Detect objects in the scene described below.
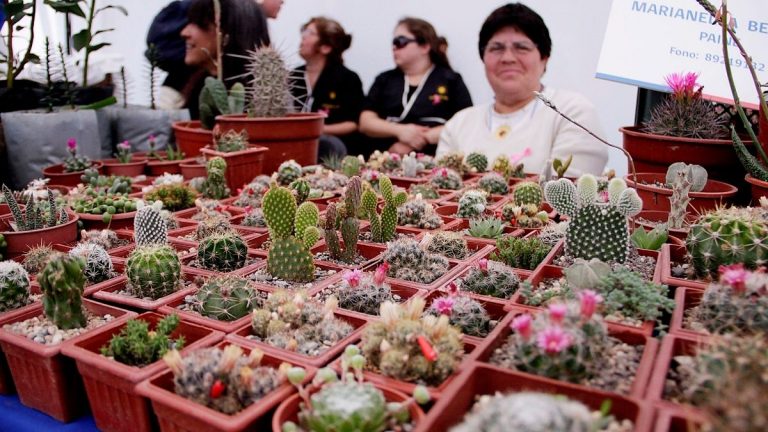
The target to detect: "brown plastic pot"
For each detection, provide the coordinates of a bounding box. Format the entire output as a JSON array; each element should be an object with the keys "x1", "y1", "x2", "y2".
[
  {"x1": 136, "y1": 339, "x2": 315, "y2": 432},
  {"x1": 146, "y1": 158, "x2": 184, "y2": 176},
  {"x1": 61, "y1": 312, "x2": 225, "y2": 432},
  {"x1": 42, "y1": 161, "x2": 104, "y2": 187},
  {"x1": 669, "y1": 288, "x2": 709, "y2": 340},
  {"x1": 659, "y1": 244, "x2": 708, "y2": 291},
  {"x1": 173, "y1": 120, "x2": 213, "y2": 157},
  {"x1": 744, "y1": 174, "x2": 768, "y2": 206},
  {"x1": 201, "y1": 145, "x2": 268, "y2": 193},
  {"x1": 625, "y1": 173, "x2": 737, "y2": 213},
  {"x1": 415, "y1": 362, "x2": 653, "y2": 432},
  {"x1": 0, "y1": 208, "x2": 79, "y2": 258},
  {"x1": 77, "y1": 209, "x2": 137, "y2": 231},
  {"x1": 653, "y1": 403, "x2": 708, "y2": 432},
  {"x1": 645, "y1": 334, "x2": 709, "y2": 412},
  {"x1": 101, "y1": 158, "x2": 148, "y2": 177},
  {"x1": 215, "y1": 113, "x2": 324, "y2": 174},
  {"x1": 272, "y1": 382, "x2": 425, "y2": 432},
  {"x1": 179, "y1": 158, "x2": 207, "y2": 179},
  {"x1": 631, "y1": 210, "x2": 692, "y2": 243},
  {"x1": 0, "y1": 300, "x2": 135, "y2": 422}
]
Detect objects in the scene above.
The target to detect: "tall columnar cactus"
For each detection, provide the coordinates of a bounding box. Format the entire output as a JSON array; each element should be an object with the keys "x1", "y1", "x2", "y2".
[
  {"x1": 68, "y1": 242, "x2": 113, "y2": 284},
  {"x1": 667, "y1": 167, "x2": 693, "y2": 230},
  {"x1": 465, "y1": 152, "x2": 488, "y2": 173},
  {"x1": 197, "y1": 232, "x2": 248, "y2": 272},
  {"x1": 276, "y1": 160, "x2": 302, "y2": 186},
  {"x1": 200, "y1": 157, "x2": 230, "y2": 200},
  {"x1": 686, "y1": 206, "x2": 768, "y2": 279},
  {"x1": 360, "y1": 175, "x2": 407, "y2": 243},
  {"x1": 39, "y1": 254, "x2": 87, "y2": 330},
  {"x1": 513, "y1": 181, "x2": 544, "y2": 207},
  {"x1": 198, "y1": 76, "x2": 245, "y2": 129},
  {"x1": 324, "y1": 177, "x2": 362, "y2": 263},
  {"x1": 192, "y1": 275, "x2": 261, "y2": 321},
  {"x1": 544, "y1": 175, "x2": 642, "y2": 263},
  {"x1": 134, "y1": 202, "x2": 168, "y2": 246},
  {"x1": 245, "y1": 46, "x2": 291, "y2": 118},
  {"x1": 0, "y1": 261, "x2": 31, "y2": 313},
  {"x1": 262, "y1": 184, "x2": 320, "y2": 282},
  {"x1": 126, "y1": 245, "x2": 182, "y2": 299}
]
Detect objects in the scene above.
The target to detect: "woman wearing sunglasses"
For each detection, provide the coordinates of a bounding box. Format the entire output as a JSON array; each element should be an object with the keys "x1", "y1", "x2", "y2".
[
  {"x1": 436, "y1": 3, "x2": 607, "y2": 177},
  {"x1": 290, "y1": 17, "x2": 365, "y2": 158},
  {"x1": 359, "y1": 17, "x2": 472, "y2": 156}
]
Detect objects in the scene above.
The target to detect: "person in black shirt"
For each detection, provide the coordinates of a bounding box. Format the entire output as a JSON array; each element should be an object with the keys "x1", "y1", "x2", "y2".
[
  {"x1": 359, "y1": 17, "x2": 473, "y2": 156},
  {"x1": 290, "y1": 17, "x2": 364, "y2": 158}
]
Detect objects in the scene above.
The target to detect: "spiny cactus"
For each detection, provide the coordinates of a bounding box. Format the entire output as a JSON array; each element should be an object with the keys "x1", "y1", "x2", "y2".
[
  {"x1": 425, "y1": 292, "x2": 492, "y2": 338},
  {"x1": 491, "y1": 154, "x2": 524, "y2": 179},
  {"x1": 501, "y1": 203, "x2": 549, "y2": 228},
  {"x1": 544, "y1": 175, "x2": 642, "y2": 264},
  {"x1": 144, "y1": 183, "x2": 197, "y2": 212},
  {"x1": 68, "y1": 242, "x2": 113, "y2": 284},
  {"x1": 199, "y1": 157, "x2": 230, "y2": 199},
  {"x1": 430, "y1": 167, "x2": 462, "y2": 190},
  {"x1": 336, "y1": 266, "x2": 394, "y2": 316},
  {"x1": 341, "y1": 155, "x2": 363, "y2": 177},
  {"x1": 22, "y1": 244, "x2": 57, "y2": 274},
  {"x1": 197, "y1": 232, "x2": 248, "y2": 272},
  {"x1": 101, "y1": 314, "x2": 185, "y2": 367},
  {"x1": 460, "y1": 259, "x2": 521, "y2": 299},
  {"x1": 192, "y1": 275, "x2": 261, "y2": 321},
  {"x1": 478, "y1": 172, "x2": 509, "y2": 195},
  {"x1": 422, "y1": 231, "x2": 469, "y2": 260},
  {"x1": 408, "y1": 183, "x2": 440, "y2": 200},
  {"x1": 667, "y1": 167, "x2": 693, "y2": 230},
  {"x1": 262, "y1": 184, "x2": 320, "y2": 282},
  {"x1": 199, "y1": 76, "x2": 245, "y2": 130},
  {"x1": 361, "y1": 299, "x2": 464, "y2": 385},
  {"x1": 643, "y1": 76, "x2": 728, "y2": 139},
  {"x1": 383, "y1": 238, "x2": 450, "y2": 284},
  {"x1": 2, "y1": 185, "x2": 66, "y2": 232},
  {"x1": 81, "y1": 229, "x2": 123, "y2": 250},
  {"x1": 276, "y1": 160, "x2": 302, "y2": 186},
  {"x1": 465, "y1": 152, "x2": 488, "y2": 173},
  {"x1": 436, "y1": 151, "x2": 468, "y2": 175},
  {"x1": 456, "y1": 189, "x2": 488, "y2": 218},
  {"x1": 134, "y1": 202, "x2": 168, "y2": 246},
  {"x1": 289, "y1": 179, "x2": 311, "y2": 205},
  {"x1": 367, "y1": 150, "x2": 402, "y2": 172},
  {"x1": 126, "y1": 245, "x2": 182, "y2": 299},
  {"x1": 39, "y1": 254, "x2": 87, "y2": 330},
  {"x1": 491, "y1": 236, "x2": 551, "y2": 270},
  {"x1": 63, "y1": 139, "x2": 92, "y2": 172},
  {"x1": 562, "y1": 258, "x2": 611, "y2": 290},
  {"x1": 0, "y1": 260, "x2": 31, "y2": 313},
  {"x1": 397, "y1": 197, "x2": 443, "y2": 229},
  {"x1": 686, "y1": 206, "x2": 768, "y2": 279},
  {"x1": 513, "y1": 181, "x2": 543, "y2": 207},
  {"x1": 213, "y1": 127, "x2": 249, "y2": 152},
  {"x1": 245, "y1": 46, "x2": 292, "y2": 118},
  {"x1": 593, "y1": 267, "x2": 674, "y2": 325},
  {"x1": 195, "y1": 214, "x2": 233, "y2": 240},
  {"x1": 537, "y1": 222, "x2": 568, "y2": 247},
  {"x1": 361, "y1": 174, "x2": 407, "y2": 243},
  {"x1": 164, "y1": 345, "x2": 286, "y2": 414},
  {"x1": 323, "y1": 177, "x2": 362, "y2": 263}
]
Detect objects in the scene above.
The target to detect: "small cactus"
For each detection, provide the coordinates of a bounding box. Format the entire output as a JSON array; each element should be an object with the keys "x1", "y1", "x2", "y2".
[
  {"x1": 513, "y1": 181, "x2": 543, "y2": 207},
  {"x1": 466, "y1": 217, "x2": 507, "y2": 239},
  {"x1": 491, "y1": 236, "x2": 551, "y2": 270},
  {"x1": 397, "y1": 197, "x2": 443, "y2": 229},
  {"x1": 408, "y1": 183, "x2": 440, "y2": 200},
  {"x1": 197, "y1": 232, "x2": 248, "y2": 272},
  {"x1": 22, "y1": 244, "x2": 57, "y2": 274},
  {"x1": 455, "y1": 190, "x2": 488, "y2": 218},
  {"x1": 245, "y1": 46, "x2": 292, "y2": 118},
  {"x1": 101, "y1": 314, "x2": 185, "y2": 366},
  {"x1": 276, "y1": 160, "x2": 302, "y2": 186},
  {"x1": 336, "y1": 266, "x2": 394, "y2": 316},
  {"x1": 425, "y1": 293, "x2": 492, "y2": 337},
  {"x1": 39, "y1": 254, "x2": 87, "y2": 330},
  {"x1": 191, "y1": 275, "x2": 261, "y2": 321},
  {"x1": 383, "y1": 238, "x2": 450, "y2": 284},
  {"x1": 212, "y1": 128, "x2": 249, "y2": 153},
  {"x1": 436, "y1": 151, "x2": 469, "y2": 175},
  {"x1": 0, "y1": 261, "x2": 31, "y2": 313},
  {"x1": 460, "y1": 259, "x2": 521, "y2": 299},
  {"x1": 323, "y1": 177, "x2": 362, "y2": 263},
  {"x1": 465, "y1": 152, "x2": 488, "y2": 173},
  {"x1": 422, "y1": 231, "x2": 469, "y2": 260},
  {"x1": 200, "y1": 157, "x2": 230, "y2": 199},
  {"x1": 478, "y1": 172, "x2": 509, "y2": 195},
  {"x1": 665, "y1": 162, "x2": 707, "y2": 192},
  {"x1": 360, "y1": 175, "x2": 407, "y2": 243},
  {"x1": 126, "y1": 245, "x2": 182, "y2": 300},
  {"x1": 430, "y1": 167, "x2": 462, "y2": 190},
  {"x1": 68, "y1": 242, "x2": 114, "y2": 284},
  {"x1": 340, "y1": 155, "x2": 363, "y2": 177}
]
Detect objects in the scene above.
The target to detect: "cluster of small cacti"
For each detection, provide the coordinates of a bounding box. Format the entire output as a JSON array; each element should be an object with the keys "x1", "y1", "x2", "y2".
[
  {"x1": 501, "y1": 203, "x2": 549, "y2": 228},
  {"x1": 437, "y1": 151, "x2": 469, "y2": 175},
  {"x1": 422, "y1": 231, "x2": 470, "y2": 260},
  {"x1": 289, "y1": 179, "x2": 311, "y2": 205},
  {"x1": 164, "y1": 344, "x2": 286, "y2": 414},
  {"x1": 361, "y1": 299, "x2": 464, "y2": 385},
  {"x1": 397, "y1": 196, "x2": 443, "y2": 229},
  {"x1": 39, "y1": 254, "x2": 87, "y2": 330},
  {"x1": 276, "y1": 160, "x2": 303, "y2": 186},
  {"x1": 240, "y1": 206, "x2": 266, "y2": 227},
  {"x1": 537, "y1": 222, "x2": 568, "y2": 246},
  {"x1": 383, "y1": 238, "x2": 450, "y2": 284},
  {"x1": 366, "y1": 150, "x2": 401, "y2": 172},
  {"x1": 68, "y1": 242, "x2": 114, "y2": 284},
  {"x1": 144, "y1": 183, "x2": 197, "y2": 211},
  {"x1": 199, "y1": 77, "x2": 245, "y2": 129},
  {"x1": 456, "y1": 189, "x2": 488, "y2": 218},
  {"x1": 408, "y1": 183, "x2": 440, "y2": 200},
  {"x1": 336, "y1": 265, "x2": 394, "y2": 316},
  {"x1": 491, "y1": 154, "x2": 524, "y2": 179},
  {"x1": 80, "y1": 168, "x2": 133, "y2": 195},
  {"x1": 424, "y1": 288, "x2": 492, "y2": 337},
  {"x1": 361, "y1": 174, "x2": 407, "y2": 243},
  {"x1": 491, "y1": 236, "x2": 551, "y2": 270},
  {"x1": 2, "y1": 185, "x2": 68, "y2": 232},
  {"x1": 199, "y1": 157, "x2": 230, "y2": 199},
  {"x1": 262, "y1": 184, "x2": 320, "y2": 282},
  {"x1": 126, "y1": 244, "x2": 182, "y2": 300},
  {"x1": 81, "y1": 229, "x2": 124, "y2": 250},
  {"x1": 544, "y1": 175, "x2": 642, "y2": 264},
  {"x1": 63, "y1": 138, "x2": 92, "y2": 172},
  {"x1": 213, "y1": 127, "x2": 249, "y2": 153},
  {"x1": 101, "y1": 314, "x2": 185, "y2": 366},
  {"x1": 195, "y1": 213, "x2": 233, "y2": 240},
  {"x1": 190, "y1": 275, "x2": 261, "y2": 321},
  {"x1": 197, "y1": 231, "x2": 248, "y2": 272},
  {"x1": 465, "y1": 151, "x2": 488, "y2": 173},
  {"x1": 323, "y1": 177, "x2": 362, "y2": 263},
  {"x1": 466, "y1": 216, "x2": 507, "y2": 239},
  {"x1": 303, "y1": 168, "x2": 349, "y2": 191},
  {"x1": 478, "y1": 172, "x2": 509, "y2": 195},
  {"x1": 430, "y1": 167, "x2": 462, "y2": 190},
  {"x1": 0, "y1": 260, "x2": 31, "y2": 313},
  {"x1": 22, "y1": 244, "x2": 57, "y2": 274},
  {"x1": 459, "y1": 259, "x2": 521, "y2": 299},
  {"x1": 245, "y1": 46, "x2": 292, "y2": 118},
  {"x1": 250, "y1": 290, "x2": 353, "y2": 356},
  {"x1": 685, "y1": 206, "x2": 768, "y2": 279}
]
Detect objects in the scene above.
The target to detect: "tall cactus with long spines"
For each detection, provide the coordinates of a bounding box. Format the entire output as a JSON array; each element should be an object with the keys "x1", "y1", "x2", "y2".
[
  {"x1": 197, "y1": 232, "x2": 248, "y2": 272},
  {"x1": 134, "y1": 202, "x2": 168, "y2": 246},
  {"x1": 324, "y1": 177, "x2": 362, "y2": 263},
  {"x1": 360, "y1": 175, "x2": 407, "y2": 243},
  {"x1": 39, "y1": 254, "x2": 87, "y2": 330},
  {"x1": 126, "y1": 245, "x2": 182, "y2": 299},
  {"x1": 245, "y1": 46, "x2": 291, "y2": 118},
  {"x1": 262, "y1": 184, "x2": 320, "y2": 282},
  {"x1": 0, "y1": 260, "x2": 31, "y2": 313},
  {"x1": 544, "y1": 175, "x2": 642, "y2": 263}
]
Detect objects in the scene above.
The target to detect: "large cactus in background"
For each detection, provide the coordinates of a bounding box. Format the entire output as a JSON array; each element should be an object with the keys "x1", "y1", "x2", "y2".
[
  {"x1": 39, "y1": 254, "x2": 87, "y2": 329},
  {"x1": 323, "y1": 176, "x2": 362, "y2": 263},
  {"x1": 134, "y1": 202, "x2": 168, "y2": 246},
  {"x1": 544, "y1": 175, "x2": 642, "y2": 263},
  {"x1": 686, "y1": 206, "x2": 768, "y2": 279},
  {"x1": 197, "y1": 231, "x2": 248, "y2": 272},
  {"x1": 126, "y1": 245, "x2": 182, "y2": 299},
  {"x1": 262, "y1": 184, "x2": 320, "y2": 282},
  {"x1": 0, "y1": 261, "x2": 30, "y2": 313},
  {"x1": 245, "y1": 46, "x2": 291, "y2": 118},
  {"x1": 360, "y1": 175, "x2": 407, "y2": 243}
]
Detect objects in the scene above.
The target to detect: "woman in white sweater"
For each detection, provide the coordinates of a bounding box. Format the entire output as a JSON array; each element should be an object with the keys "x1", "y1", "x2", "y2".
[{"x1": 436, "y1": 3, "x2": 607, "y2": 177}]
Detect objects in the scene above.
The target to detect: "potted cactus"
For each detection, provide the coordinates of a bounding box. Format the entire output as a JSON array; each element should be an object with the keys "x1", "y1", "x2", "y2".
[
  {"x1": 201, "y1": 128, "x2": 268, "y2": 192},
  {"x1": 101, "y1": 140, "x2": 148, "y2": 177},
  {"x1": 41, "y1": 138, "x2": 105, "y2": 187}
]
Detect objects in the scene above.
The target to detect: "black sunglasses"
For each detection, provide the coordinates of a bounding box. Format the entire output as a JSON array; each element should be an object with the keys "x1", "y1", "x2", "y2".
[{"x1": 392, "y1": 35, "x2": 417, "y2": 49}]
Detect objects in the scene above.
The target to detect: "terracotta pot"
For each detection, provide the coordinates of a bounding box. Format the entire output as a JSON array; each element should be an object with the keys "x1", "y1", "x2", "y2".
[
  {"x1": 626, "y1": 173, "x2": 738, "y2": 212},
  {"x1": 388, "y1": 174, "x2": 428, "y2": 190},
  {"x1": 310, "y1": 241, "x2": 385, "y2": 270},
  {"x1": 61, "y1": 312, "x2": 224, "y2": 432},
  {"x1": 146, "y1": 158, "x2": 184, "y2": 176},
  {"x1": 101, "y1": 158, "x2": 148, "y2": 177},
  {"x1": 179, "y1": 158, "x2": 207, "y2": 180},
  {"x1": 136, "y1": 339, "x2": 315, "y2": 432},
  {"x1": 272, "y1": 383, "x2": 425, "y2": 432},
  {"x1": 0, "y1": 208, "x2": 79, "y2": 258},
  {"x1": 645, "y1": 334, "x2": 709, "y2": 412},
  {"x1": 631, "y1": 210, "x2": 691, "y2": 243},
  {"x1": 201, "y1": 146, "x2": 268, "y2": 193},
  {"x1": 659, "y1": 244, "x2": 708, "y2": 291},
  {"x1": 42, "y1": 161, "x2": 104, "y2": 187},
  {"x1": 173, "y1": 120, "x2": 213, "y2": 157},
  {"x1": 215, "y1": 113, "x2": 324, "y2": 174},
  {"x1": 415, "y1": 362, "x2": 653, "y2": 432},
  {"x1": 653, "y1": 404, "x2": 708, "y2": 432},
  {"x1": 669, "y1": 287, "x2": 709, "y2": 340},
  {"x1": 0, "y1": 300, "x2": 135, "y2": 422},
  {"x1": 92, "y1": 275, "x2": 199, "y2": 312},
  {"x1": 744, "y1": 174, "x2": 768, "y2": 205},
  {"x1": 77, "y1": 210, "x2": 137, "y2": 231}
]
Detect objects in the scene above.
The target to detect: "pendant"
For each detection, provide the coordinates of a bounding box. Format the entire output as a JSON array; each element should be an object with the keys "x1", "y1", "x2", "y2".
[{"x1": 495, "y1": 125, "x2": 511, "y2": 140}]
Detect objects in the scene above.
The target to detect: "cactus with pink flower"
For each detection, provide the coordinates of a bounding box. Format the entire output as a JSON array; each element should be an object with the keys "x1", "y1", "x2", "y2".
[
  {"x1": 458, "y1": 258, "x2": 521, "y2": 300},
  {"x1": 424, "y1": 282, "x2": 493, "y2": 337},
  {"x1": 114, "y1": 141, "x2": 133, "y2": 163},
  {"x1": 335, "y1": 265, "x2": 397, "y2": 316},
  {"x1": 63, "y1": 138, "x2": 92, "y2": 172}
]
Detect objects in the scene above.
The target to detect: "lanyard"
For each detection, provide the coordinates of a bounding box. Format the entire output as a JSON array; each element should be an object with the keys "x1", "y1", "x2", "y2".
[
  {"x1": 300, "y1": 70, "x2": 314, "y2": 113},
  {"x1": 396, "y1": 65, "x2": 435, "y2": 122}
]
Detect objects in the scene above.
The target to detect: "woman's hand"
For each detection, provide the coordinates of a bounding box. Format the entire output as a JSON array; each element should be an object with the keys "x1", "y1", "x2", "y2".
[
  {"x1": 424, "y1": 126, "x2": 444, "y2": 145},
  {"x1": 397, "y1": 124, "x2": 429, "y2": 148}
]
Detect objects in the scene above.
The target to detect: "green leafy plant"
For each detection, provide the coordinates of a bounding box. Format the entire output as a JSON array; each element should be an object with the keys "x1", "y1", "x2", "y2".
[
  {"x1": 101, "y1": 314, "x2": 185, "y2": 367},
  {"x1": 630, "y1": 225, "x2": 668, "y2": 251},
  {"x1": 552, "y1": 155, "x2": 573, "y2": 179},
  {"x1": 2, "y1": 0, "x2": 40, "y2": 89},
  {"x1": 490, "y1": 236, "x2": 551, "y2": 271}
]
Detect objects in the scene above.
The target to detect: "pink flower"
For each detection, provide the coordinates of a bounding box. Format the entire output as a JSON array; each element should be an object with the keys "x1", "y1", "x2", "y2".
[
  {"x1": 416, "y1": 153, "x2": 425, "y2": 159},
  {"x1": 578, "y1": 290, "x2": 603, "y2": 319},
  {"x1": 509, "y1": 147, "x2": 532, "y2": 165},
  {"x1": 433, "y1": 296, "x2": 454, "y2": 315},
  {"x1": 244, "y1": 205, "x2": 253, "y2": 214},
  {"x1": 431, "y1": 94, "x2": 442, "y2": 105},
  {"x1": 446, "y1": 281, "x2": 459, "y2": 296},
  {"x1": 66, "y1": 138, "x2": 77, "y2": 151},
  {"x1": 548, "y1": 304, "x2": 568, "y2": 324},
  {"x1": 440, "y1": 168, "x2": 448, "y2": 177},
  {"x1": 719, "y1": 263, "x2": 749, "y2": 293},
  {"x1": 342, "y1": 269, "x2": 363, "y2": 288},
  {"x1": 149, "y1": 134, "x2": 156, "y2": 142},
  {"x1": 374, "y1": 262, "x2": 389, "y2": 285},
  {"x1": 478, "y1": 258, "x2": 488, "y2": 272},
  {"x1": 664, "y1": 72, "x2": 700, "y2": 102},
  {"x1": 510, "y1": 314, "x2": 533, "y2": 340},
  {"x1": 599, "y1": 190, "x2": 609, "y2": 203},
  {"x1": 390, "y1": 153, "x2": 400, "y2": 161},
  {"x1": 118, "y1": 141, "x2": 131, "y2": 150},
  {"x1": 537, "y1": 326, "x2": 572, "y2": 355}
]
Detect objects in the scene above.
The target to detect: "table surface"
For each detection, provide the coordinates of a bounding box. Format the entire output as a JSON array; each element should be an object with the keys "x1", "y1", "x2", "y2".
[{"x1": 0, "y1": 393, "x2": 98, "y2": 431}]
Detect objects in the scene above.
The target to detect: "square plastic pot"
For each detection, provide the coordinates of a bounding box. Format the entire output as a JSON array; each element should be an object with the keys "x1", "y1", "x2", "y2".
[{"x1": 201, "y1": 146, "x2": 268, "y2": 193}]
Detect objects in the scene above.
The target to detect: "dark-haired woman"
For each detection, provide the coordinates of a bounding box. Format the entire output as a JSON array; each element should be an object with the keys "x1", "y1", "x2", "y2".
[
  {"x1": 359, "y1": 17, "x2": 472, "y2": 156},
  {"x1": 290, "y1": 17, "x2": 364, "y2": 158}
]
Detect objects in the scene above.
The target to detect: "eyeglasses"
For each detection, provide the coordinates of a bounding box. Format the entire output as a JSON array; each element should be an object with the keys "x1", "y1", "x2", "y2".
[
  {"x1": 484, "y1": 41, "x2": 537, "y2": 57},
  {"x1": 392, "y1": 35, "x2": 417, "y2": 49}
]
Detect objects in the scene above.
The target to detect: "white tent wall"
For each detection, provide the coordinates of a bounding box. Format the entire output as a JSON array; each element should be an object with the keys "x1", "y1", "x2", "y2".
[{"x1": 22, "y1": 0, "x2": 639, "y2": 174}]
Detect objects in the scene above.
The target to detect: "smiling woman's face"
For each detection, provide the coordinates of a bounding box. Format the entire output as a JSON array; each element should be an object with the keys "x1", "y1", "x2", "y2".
[
  {"x1": 181, "y1": 22, "x2": 217, "y2": 68},
  {"x1": 483, "y1": 26, "x2": 548, "y2": 104}
]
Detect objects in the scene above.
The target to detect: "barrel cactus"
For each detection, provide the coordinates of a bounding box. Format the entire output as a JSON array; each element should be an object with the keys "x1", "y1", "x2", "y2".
[
  {"x1": 197, "y1": 232, "x2": 248, "y2": 272},
  {"x1": 68, "y1": 242, "x2": 113, "y2": 283},
  {"x1": 192, "y1": 275, "x2": 261, "y2": 321},
  {"x1": 513, "y1": 181, "x2": 543, "y2": 207},
  {"x1": 478, "y1": 172, "x2": 509, "y2": 195},
  {"x1": 126, "y1": 245, "x2": 182, "y2": 299},
  {"x1": 465, "y1": 151, "x2": 488, "y2": 173},
  {"x1": 39, "y1": 254, "x2": 87, "y2": 329},
  {"x1": 276, "y1": 160, "x2": 302, "y2": 186},
  {"x1": 0, "y1": 260, "x2": 31, "y2": 312}
]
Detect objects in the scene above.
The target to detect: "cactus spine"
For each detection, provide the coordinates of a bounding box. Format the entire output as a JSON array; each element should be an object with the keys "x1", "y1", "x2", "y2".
[
  {"x1": 39, "y1": 254, "x2": 87, "y2": 329},
  {"x1": 200, "y1": 157, "x2": 230, "y2": 199},
  {"x1": 361, "y1": 175, "x2": 407, "y2": 243},
  {"x1": 68, "y1": 242, "x2": 113, "y2": 284},
  {"x1": 245, "y1": 46, "x2": 291, "y2": 118},
  {"x1": 193, "y1": 275, "x2": 261, "y2": 321},
  {"x1": 197, "y1": 232, "x2": 248, "y2": 272},
  {"x1": 126, "y1": 245, "x2": 182, "y2": 299},
  {"x1": 0, "y1": 261, "x2": 31, "y2": 312}
]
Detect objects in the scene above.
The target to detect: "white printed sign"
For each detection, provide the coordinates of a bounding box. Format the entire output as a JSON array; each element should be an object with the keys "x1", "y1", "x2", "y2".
[{"x1": 597, "y1": 0, "x2": 768, "y2": 108}]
